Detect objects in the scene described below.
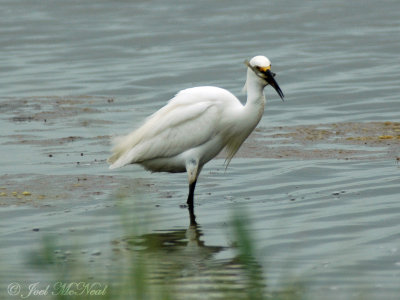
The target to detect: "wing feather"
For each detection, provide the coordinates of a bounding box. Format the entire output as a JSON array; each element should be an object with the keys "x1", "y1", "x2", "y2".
[{"x1": 108, "y1": 88, "x2": 228, "y2": 169}]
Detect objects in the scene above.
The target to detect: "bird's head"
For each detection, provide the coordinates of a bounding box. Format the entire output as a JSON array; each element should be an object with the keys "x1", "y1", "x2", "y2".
[{"x1": 243, "y1": 55, "x2": 284, "y2": 101}]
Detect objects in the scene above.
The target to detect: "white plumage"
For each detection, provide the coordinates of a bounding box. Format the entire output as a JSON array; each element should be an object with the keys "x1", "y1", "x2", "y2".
[{"x1": 108, "y1": 55, "x2": 284, "y2": 224}]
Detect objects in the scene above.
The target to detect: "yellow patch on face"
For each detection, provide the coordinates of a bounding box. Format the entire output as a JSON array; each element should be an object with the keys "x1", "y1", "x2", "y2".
[{"x1": 259, "y1": 66, "x2": 271, "y2": 72}]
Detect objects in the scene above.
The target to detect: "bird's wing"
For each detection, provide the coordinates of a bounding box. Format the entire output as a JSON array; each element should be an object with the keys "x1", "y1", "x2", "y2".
[{"x1": 108, "y1": 88, "x2": 234, "y2": 169}]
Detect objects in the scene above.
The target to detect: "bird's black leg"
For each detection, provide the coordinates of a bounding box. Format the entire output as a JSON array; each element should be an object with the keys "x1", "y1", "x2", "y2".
[
  {"x1": 187, "y1": 180, "x2": 197, "y2": 205},
  {"x1": 187, "y1": 180, "x2": 197, "y2": 226}
]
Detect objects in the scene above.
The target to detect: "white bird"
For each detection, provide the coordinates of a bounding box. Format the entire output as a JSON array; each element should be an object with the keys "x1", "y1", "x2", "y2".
[{"x1": 108, "y1": 55, "x2": 284, "y2": 224}]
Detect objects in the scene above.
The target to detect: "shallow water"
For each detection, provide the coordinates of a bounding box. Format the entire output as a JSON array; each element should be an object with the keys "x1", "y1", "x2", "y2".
[{"x1": 1, "y1": 0, "x2": 400, "y2": 299}]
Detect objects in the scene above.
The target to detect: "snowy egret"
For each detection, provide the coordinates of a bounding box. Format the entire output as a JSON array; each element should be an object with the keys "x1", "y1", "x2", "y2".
[{"x1": 108, "y1": 55, "x2": 284, "y2": 224}]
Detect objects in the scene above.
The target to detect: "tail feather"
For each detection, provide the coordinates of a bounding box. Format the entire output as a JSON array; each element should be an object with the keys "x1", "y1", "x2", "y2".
[
  {"x1": 107, "y1": 152, "x2": 121, "y2": 168},
  {"x1": 107, "y1": 133, "x2": 141, "y2": 169},
  {"x1": 108, "y1": 157, "x2": 126, "y2": 169},
  {"x1": 108, "y1": 145, "x2": 140, "y2": 169}
]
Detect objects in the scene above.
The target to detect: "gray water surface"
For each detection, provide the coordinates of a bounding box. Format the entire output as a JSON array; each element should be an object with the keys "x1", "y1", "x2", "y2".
[{"x1": 1, "y1": 0, "x2": 400, "y2": 299}]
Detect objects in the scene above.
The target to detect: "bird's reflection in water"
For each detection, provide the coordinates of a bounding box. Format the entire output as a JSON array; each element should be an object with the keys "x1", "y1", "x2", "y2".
[{"x1": 119, "y1": 224, "x2": 266, "y2": 298}]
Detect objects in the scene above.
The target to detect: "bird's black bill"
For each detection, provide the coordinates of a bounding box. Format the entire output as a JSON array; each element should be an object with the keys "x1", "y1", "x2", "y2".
[{"x1": 264, "y1": 69, "x2": 284, "y2": 101}]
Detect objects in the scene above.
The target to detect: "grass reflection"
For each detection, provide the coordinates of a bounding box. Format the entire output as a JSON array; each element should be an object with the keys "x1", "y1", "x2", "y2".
[{"x1": 27, "y1": 201, "x2": 304, "y2": 300}]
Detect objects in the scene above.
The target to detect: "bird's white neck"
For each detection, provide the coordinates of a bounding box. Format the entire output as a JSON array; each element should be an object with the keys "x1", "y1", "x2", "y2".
[{"x1": 243, "y1": 69, "x2": 267, "y2": 121}]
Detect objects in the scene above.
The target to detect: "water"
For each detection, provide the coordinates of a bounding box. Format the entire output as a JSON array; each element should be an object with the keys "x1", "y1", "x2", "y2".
[{"x1": 1, "y1": 0, "x2": 400, "y2": 299}]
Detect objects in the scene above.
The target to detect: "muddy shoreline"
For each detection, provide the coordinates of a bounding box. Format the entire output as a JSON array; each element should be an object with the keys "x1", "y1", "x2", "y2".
[{"x1": 1, "y1": 97, "x2": 399, "y2": 208}]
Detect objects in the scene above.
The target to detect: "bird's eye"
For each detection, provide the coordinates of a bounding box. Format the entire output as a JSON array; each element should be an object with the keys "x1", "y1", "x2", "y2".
[{"x1": 256, "y1": 66, "x2": 270, "y2": 73}]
